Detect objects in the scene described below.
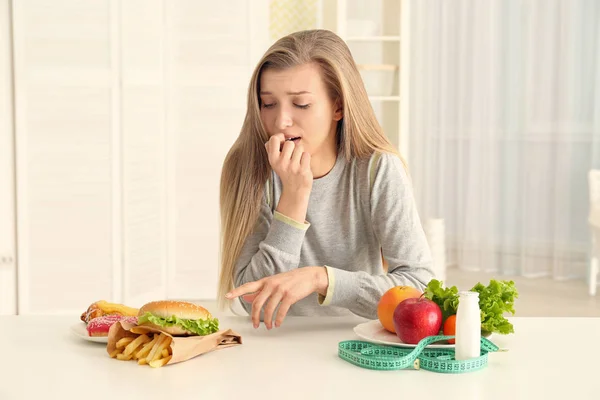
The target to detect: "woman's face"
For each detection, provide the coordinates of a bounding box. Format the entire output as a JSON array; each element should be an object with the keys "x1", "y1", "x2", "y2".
[{"x1": 259, "y1": 63, "x2": 342, "y2": 157}]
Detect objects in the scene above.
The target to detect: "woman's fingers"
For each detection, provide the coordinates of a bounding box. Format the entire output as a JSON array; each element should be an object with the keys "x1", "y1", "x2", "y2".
[
  {"x1": 251, "y1": 288, "x2": 273, "y2": 328},
  {"x1": 262, "y1": 290, "x2": 284, "y2": 330},
  {"x1": 226, "y1": 280, "x2": 263, "y2": 299},
  {"x1": 290, "y1": 142, "x2": 304, "y2": 168},
  {"x1": 280, "y1": 140, "x2": 295, "y2": 161},
  {"x1": 235, "y1": 268, "x2": 322, "y2": 329},
  {"x1": 274, "y1": 300, "x2": 293, "y2": 328},
  {"x1": 265, "y1": 134, "x2": 285, "y2": 163}
]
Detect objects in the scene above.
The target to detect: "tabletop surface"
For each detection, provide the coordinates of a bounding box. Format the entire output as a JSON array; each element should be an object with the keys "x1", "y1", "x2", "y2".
[{"x1": 0, "y1": 315, "x2": 598, "y2": 400}]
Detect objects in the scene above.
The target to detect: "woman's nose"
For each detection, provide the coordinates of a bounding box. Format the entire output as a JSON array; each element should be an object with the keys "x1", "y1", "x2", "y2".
[{"x1": 275, "y1": 109, "x2": 293, "y2": 130}]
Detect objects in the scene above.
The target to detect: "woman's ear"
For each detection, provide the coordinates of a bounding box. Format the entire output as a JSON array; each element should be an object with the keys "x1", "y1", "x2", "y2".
[{"x1": 333, "y1": 99, "x2": 343, "y2": 121}]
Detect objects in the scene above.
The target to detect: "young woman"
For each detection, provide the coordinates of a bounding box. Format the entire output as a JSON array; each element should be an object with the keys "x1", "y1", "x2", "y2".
[{"x1": 218, "y1": 29, "x2": 434, "y2": 329}]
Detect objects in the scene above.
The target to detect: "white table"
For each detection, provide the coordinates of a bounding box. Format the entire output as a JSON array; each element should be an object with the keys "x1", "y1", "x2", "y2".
[{"x1": 0, "y1": 315, "x2": 598, "y2": 400}]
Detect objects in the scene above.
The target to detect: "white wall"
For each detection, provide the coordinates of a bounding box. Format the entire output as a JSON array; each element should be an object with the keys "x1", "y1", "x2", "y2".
[{"x1": 3, "y1": 0, "x2": 269, "y2": 315}]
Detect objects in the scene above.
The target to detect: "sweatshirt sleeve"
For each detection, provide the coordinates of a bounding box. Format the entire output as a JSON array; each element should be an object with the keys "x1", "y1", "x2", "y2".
[
  {"x1": 233, "y1": 188, "x2": 310, "y2": 291},
  {"x1": 319, "y1": 153, "x2": 435, "y2": 319}
]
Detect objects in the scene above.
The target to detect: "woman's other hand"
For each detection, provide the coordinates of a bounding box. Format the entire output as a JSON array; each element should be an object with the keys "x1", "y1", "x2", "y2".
[
  {"x1": 265, "y1": 133, "x2": 313, "y2": 194},
  {"x1": 225, "y1": 267, "x2": 328, "y2": 329},
  {"x1": 266, "y1": 133, "x2": 312, "y2": 223}
]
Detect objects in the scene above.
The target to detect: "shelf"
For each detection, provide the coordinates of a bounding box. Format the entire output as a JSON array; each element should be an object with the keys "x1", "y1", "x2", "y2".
[
  {"x1": 368, "y1": 96, "x2": 400, "y2": 101},
  {"x1": 346, "y1": 36, "x2": 401, "y2": 42}
]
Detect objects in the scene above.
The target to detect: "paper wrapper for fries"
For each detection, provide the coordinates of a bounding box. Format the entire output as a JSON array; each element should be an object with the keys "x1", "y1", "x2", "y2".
[{"x1": 106, "y1": 320, "x2": 242, "y2": 366}]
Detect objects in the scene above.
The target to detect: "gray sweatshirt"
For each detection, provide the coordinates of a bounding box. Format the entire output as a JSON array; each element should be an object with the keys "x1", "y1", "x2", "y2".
[{"x1": 233, "y1": 151, "x2": 435, "y2": 320}]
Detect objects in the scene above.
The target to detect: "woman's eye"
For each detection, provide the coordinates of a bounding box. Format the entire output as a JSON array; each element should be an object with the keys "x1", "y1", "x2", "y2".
[
  {"x1": 262, "y1": 103, "x2": 275, "y2": 109},
  {"x1": 294, "y1": 104, "x2": 310, "y2": 109}
]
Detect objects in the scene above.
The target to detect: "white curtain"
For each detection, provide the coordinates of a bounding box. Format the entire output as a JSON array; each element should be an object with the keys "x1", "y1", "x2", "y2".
[{"x1": 408, "y1": 0, "x2": 600, "y2": 280}]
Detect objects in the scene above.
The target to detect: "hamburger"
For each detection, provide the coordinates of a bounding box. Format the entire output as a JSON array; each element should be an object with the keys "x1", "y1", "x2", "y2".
[{"x1": 137, "y1": 300, "x2": 219, "y2": 336}]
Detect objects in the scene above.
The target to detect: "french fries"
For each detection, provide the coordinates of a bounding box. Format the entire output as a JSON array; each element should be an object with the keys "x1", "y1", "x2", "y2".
[
  {"x1": 116, "y1": 336, "x2": 134, "y2": 349},
  {"x1": 110, "y1": 332, "x2": 173, "y2": 368}
]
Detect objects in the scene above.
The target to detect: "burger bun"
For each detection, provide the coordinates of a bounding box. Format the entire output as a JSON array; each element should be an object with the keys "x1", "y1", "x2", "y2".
[{"x1": 138, "y1": 300, "x2": 213, "y2": 336}]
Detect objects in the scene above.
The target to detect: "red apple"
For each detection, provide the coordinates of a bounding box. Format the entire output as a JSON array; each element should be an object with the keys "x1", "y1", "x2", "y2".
[{"x1": 392, "y1": 297, "x2": 442, "y2": 344}]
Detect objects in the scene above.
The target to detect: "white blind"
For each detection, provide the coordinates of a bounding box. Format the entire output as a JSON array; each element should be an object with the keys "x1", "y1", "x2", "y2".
[
  {"x1": 13, "y1": 0, "x2": 115, "y2": 314},
  {"x1": 120, "y1": 0, "x2": 167, "y2": 306},
  {"x1": 12, "y1": 0, "x2": 269, "y2": 313},
  {"x1": 0, "y1": 0, "x2": 16, "y2": 315},
  {"x1": 166, "y1": 0, "x2": 266, "y2": 299}
]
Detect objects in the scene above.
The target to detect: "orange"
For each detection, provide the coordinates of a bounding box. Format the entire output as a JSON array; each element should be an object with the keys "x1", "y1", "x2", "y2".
[
  {"x1": 377, "y1": 286, "x2": 422, "y2": 333},
  {"x1": 443, "y1": 314, "x2": 457, "y2": 344}
]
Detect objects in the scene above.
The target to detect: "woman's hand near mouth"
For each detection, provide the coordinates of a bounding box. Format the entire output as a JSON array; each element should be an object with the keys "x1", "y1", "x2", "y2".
[{"x1": 265, "y1": 133, "x2": 312, "y2": 223}]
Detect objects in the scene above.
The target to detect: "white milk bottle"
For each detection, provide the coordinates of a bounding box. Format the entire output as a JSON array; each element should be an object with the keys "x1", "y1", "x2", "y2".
[{"x1": 454, "y1": 291, "x2": 481, "y2": 360}]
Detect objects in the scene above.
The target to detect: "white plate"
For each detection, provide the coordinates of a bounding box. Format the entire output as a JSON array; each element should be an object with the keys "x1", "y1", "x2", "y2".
[
  {"x1": 70, "y1": 322, "x2": 108, "y2": 344},
  {"x1": 353, "y1": 320, "x2": 454, "y2": 349}
]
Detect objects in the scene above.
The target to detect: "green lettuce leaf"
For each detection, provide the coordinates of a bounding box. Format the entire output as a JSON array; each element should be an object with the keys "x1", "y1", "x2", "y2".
[
  {"x1": 471, "y1": 280, "x2": 518, "y2": 335},
  {"x1": 423, "y1": 279, "x2": 459, "y2": 321},
  {"x1": 423, "y1": 278, "x2": 519, "y2": 335},
  {"x1": 138, "y1": 312, "x2": 219, "y2": 336}
]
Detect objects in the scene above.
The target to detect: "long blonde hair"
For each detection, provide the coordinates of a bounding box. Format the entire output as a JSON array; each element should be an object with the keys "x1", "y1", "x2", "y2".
[{"x1": 218, "y1": 29, "x2": 403, "y2": 308}]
